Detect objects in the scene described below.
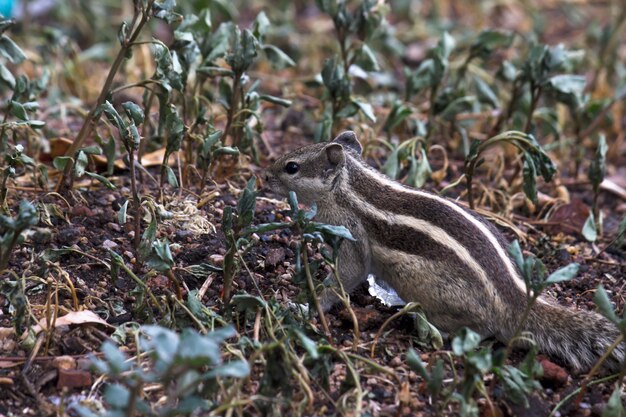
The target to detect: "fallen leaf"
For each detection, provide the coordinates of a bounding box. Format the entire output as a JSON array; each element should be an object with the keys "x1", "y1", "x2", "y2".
[{"x1": 24, "y1": 310, "x2": 113, "y2": 340}]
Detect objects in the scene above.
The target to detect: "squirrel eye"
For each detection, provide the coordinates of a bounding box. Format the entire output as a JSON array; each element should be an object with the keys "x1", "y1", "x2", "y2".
[{"x1": 284, "y1": 162, "x2": 300, "y2": 175}]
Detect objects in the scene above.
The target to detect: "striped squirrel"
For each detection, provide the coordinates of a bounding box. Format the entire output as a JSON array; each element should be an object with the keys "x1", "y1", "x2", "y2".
[{"x1": 265, "y1": 131, "x2": 625, "y2": 372}]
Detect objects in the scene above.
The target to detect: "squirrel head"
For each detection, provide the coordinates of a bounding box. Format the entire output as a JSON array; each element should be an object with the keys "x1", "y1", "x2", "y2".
[{"x1": 265, "y1": 131, "x2": 363, "y2": 205}]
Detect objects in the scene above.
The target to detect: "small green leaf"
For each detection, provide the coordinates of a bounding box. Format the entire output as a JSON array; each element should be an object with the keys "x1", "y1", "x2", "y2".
[
  {"x1": 353, "y1": 100, "x2": 376, "y2": 122},
  {"x1": 263, "y1": 45, "x2": 296, "y2": 69},
  {"x1": 259, "y1": 94, "x2": 292, "y2": 107},
  {"x1": 588, "y1": 134, "x2": 607, "y2": 188},
  {"x1": 545, "y1": 263, "x2": 579, "y2": 284},
  {"x1": 382, "y1": 146, "x2": 400, "y2": 179},
  {"x1": 293, "y1": 329, "x2": 319, "y2": 359},
  {"x1": 0, "y1": 34, "x2": 26, "y2": 64},
  {"x1": 522, "y1": 157, "x2": 538, "y2": 204},
  {"x1": 313, "y1": 223, "x2": 355, "y2": 241},
  {"x1": 452, "y1": 328, "x2": 481, "y2": 355},
  {"x1": 165, "y1": 165, "x2": 179, "y2": 188},
  {"x1": 582, "y1": 212, "x2": 597, "y2": 242},
  {"x1": 52, "y1": 156, "x2": 72, "y2": 171},
  {"x1": 74, "y1": 150, "x2": 88, "y2": 178},
  {"x1": 118, "y1": 200, "x2": 128, "y2": 225},
  {"x1": 354, "y1": 44, "x2": 380, "y2": 71},
  {"x1": 85, "y1": 172, "x2": 116, "y2": 190},
  {"x1": 10, "y1": 100, "x2": 28, "y2": 121},
  {"x1": 593, "y1": 285, "x2": 618, "y2": 324},
  {"x1": 407, "y1": 145, "x2": 431, "y2": 188},
  {"x1": 383, "y1": 101, "x2": 412, "y2": 133},
  {"x1": 406, "y1": 348, "x2": 428, "y2": 378},
  {"x1": 0, "y1": 63, "x2": 15, "y2": 88},
  {"x1": 205, "y1": 360, "x2": 250, "y2": 378},
  {"x1": 602, "y1": 386, "x2": 626, "y2": 417},
  {"x1": 122, "y1": 101, "x2": 145, "y2": 125},
  {"x1": 252, "y1": 11, "x2": 270, "y2": 41}
]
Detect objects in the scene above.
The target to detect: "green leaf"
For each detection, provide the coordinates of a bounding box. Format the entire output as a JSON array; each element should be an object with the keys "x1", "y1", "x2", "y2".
[
  {"x1": 122, "y1": 101, "x2": 145, "y2": 126},
  {"x1": 0, "y1": 34, "x2": 26, "y2": 64},
  {"x1": 10, "y1": 100, "x2": 28, "y2": 121},
  {"x1": 118, "y1": 200, "x2": 128, "y2": 225},
  {"x1": 147, "y1": 239, "x2": 174, "y2": 272},
  {"x1": 312, "y1": 223, "x2": 355, "y2": 241},
  {"x1": 165, "y1": 165, "x2": 179, "y2": 188},
  {"x1": 140, "y1": 325, "x2": 179, "y2": 363},
  {"x1": 231, "y1": 294, "x2": 268, "y2": 311},
  {"x1": 353, "y1": 100, "x2": 376, "y2": 122},
  {"x1": 354, "y1": 44, "x2": 379, "y2": 71},
  {"x1": 522, "y1": 157, "x2": 538, "y2": 204},
  {"x1": 177, "y1": 329, "x2": 221, "y2": 366},
  {"x1": 407, "y1": 146, "x2": 431, "y2": 188},
  {"x1": 293, "y1": 329, "x2": 319, "y2": 359},
  {"x1": 100, "y1": 341, "x2": 131, "y2": 374},
  {"x1": 452, "y1": 328, "x2": 481, "y2": 355},
  {"x1": 545, "y1": 74, "x2": 586, "y2": 109},
  {"x1": 588, "y1": 134, "x2": 607, "y2": 188},
  {"x1": 74, "y1": 150, "x2": 88, "y2": 178},
  {"x1": 470, "y1": 30, "x2": 514, "y2": 60},
  {"x1": 383, "y1": 101, "x2": 412, "y2": 133},
  {"x1": 152, "y1": 0, "x2": 182, "y2": 24},
  {"x1": 52, "y1": 156, "x2": 72, "y2": 171},
  {"x1": 0, "y1": 63, "x2": 15, "y2": 88},
  {"x1": 593, "y1": 285, "x2": 619, "y2": 324},
  {"x1": 259, "y1": 94, "x2": 292, "y2": 107},
  {"x1": 602, "y1": 386, "x2": 626, "y2": 417},
  {"x1": 545, "y1": 263, "x2": 579, "y2": 284},
  {"x1": 196, "y1": 66, "x2": 235, "y2": 77},
  {"x1": 474, "y1": 78, "x2": 499, "y2": 108},
  {"x1": 206, "y1": 360, "x2": 250, "y2": 378},
  {"x1": 81, "y1": 145, "x2": 102, "y2": 155},
  {"x1": 582, "y1": 212, "x2": 597, "y2": 242},
  {"x1": 85, "y1": 172, "x2": 116, "y2": 190},
  {"x1": 101, "y1": 100, "x2": 127, "y2": 132},
  {"x1": 262, "y1": 44, "x2": 296, "y2": 69},
  {"x1": 438, "y1": 95, "x2": 476, "y2": 120},
  {"x1": 252, "y1": 11, "x2": 270, "y2": 41},
  {"x1": 382, "y1": 146, "x2": 399, "y2": 179},
  {"x1": 406, "y1": 348, "x2": 428, "y2": 378}
]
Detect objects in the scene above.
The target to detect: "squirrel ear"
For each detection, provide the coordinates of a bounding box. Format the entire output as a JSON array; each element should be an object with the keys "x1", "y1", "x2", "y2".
[
  {"x1": 332, "y1": 131, "x2": 362, "y2": 155},
  {"x1": 324, "y1": 143, "x2": 345, "y2": 167}
]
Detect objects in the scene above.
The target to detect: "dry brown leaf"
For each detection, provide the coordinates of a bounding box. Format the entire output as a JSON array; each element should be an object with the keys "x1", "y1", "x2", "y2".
[
  {"x1": 24, "y1": 310, "x2": 113, "y2": 340},
  {"x1": 49, "y1": 137, "x2": 125, "y2": 170}
]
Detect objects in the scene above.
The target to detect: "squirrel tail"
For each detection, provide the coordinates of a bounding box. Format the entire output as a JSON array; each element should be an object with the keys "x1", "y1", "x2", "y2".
[{"x1": 523, "y1": 300, "x2": 625, "y2": 372}]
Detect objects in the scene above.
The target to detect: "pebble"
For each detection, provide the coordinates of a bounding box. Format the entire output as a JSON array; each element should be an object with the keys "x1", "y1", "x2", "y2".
[
  {"x1": 107, "y1": 222, "x2": 122, "y2": 232},
  {"x1": 102, "y1": 240, "x2": 118, "y2": 249}
]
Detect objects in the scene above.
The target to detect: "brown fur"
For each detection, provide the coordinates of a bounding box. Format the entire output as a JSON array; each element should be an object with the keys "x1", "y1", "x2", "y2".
[{"x1": 265, "y1": 131, "x2": 625, "y2": 372}]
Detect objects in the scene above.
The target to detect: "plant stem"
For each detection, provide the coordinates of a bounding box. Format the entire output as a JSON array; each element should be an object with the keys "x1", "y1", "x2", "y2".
[
  {"x1": 301, "y1": 243, "x2": 332, "y2": 343},
  {"x1": 223, "y1": 72, "x2": 242, "y2": 147},
  {"x1": 524, "y1": 83, "x2": 541, "y2": 133}
]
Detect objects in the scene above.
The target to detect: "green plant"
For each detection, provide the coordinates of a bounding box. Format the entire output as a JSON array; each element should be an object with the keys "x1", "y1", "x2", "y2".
[
  {"x1": 584, "y1": 134, "x2": 608, "y2": 241},
  {"x1": 506, "y1": 240, "x2": 579, "y2": 351},
  {"x1": 0, "y1": 200, "x2": 38, "y2": 271},
  {"x1": 101, "y1": 100, "x2": 144, "y2": 248},
  {"x1": 72, "y1": 325, "x2": 249, "y2": 417},
  {"x1": 463, "y1": 130, "x2": 556, "y2": 209},
  {"x1": 56, "y1": 0, "x2": 180, "y2": 192},
  {"x1": 195, "y1": 11, "x2": 294, "y2": 152},
  {"x1": 221, "y1": 177, "x2": 258, "y2": 304},
  {"x1": 315, "y1": 0, "x2": 385, "y2": 137}
]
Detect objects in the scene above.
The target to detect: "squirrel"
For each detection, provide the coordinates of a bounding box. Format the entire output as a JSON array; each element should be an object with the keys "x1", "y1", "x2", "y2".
[{"x1": 265, "y1": 131, "x2": 625, "y2": 372}]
